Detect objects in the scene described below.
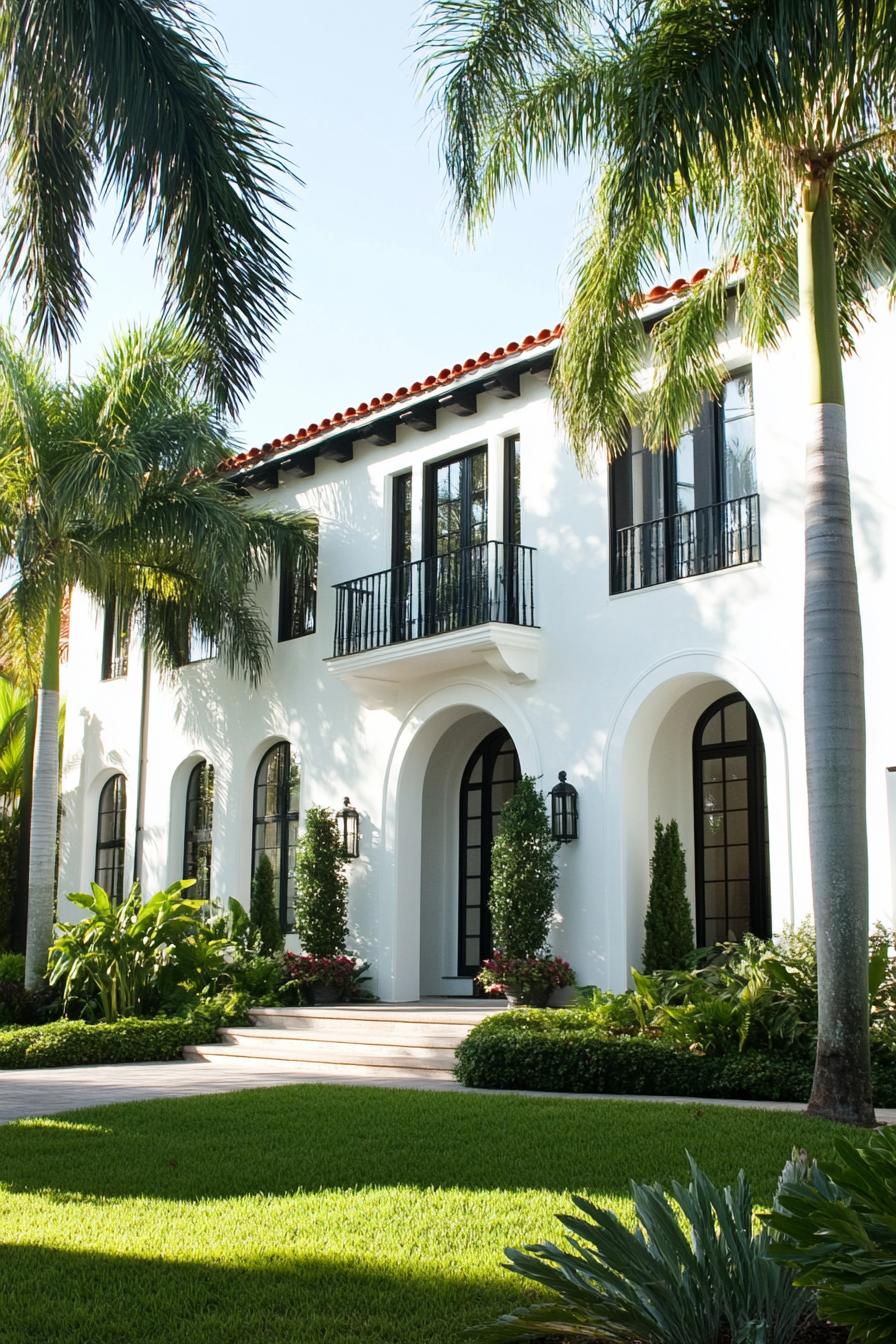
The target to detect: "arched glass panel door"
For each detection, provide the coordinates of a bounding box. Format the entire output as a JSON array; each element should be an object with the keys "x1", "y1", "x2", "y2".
[
  {"x1": 458, "y1": 729, "x2": 521, "y2": 974},
  {"x1": 95, "y1": 774, "x2": 127, "y2": 902},
  {"x1": 252, "y1": 743, "x2": 300, "y2": 930},
  {"x1": 184, "y1": 761, "x2": 215, "y2": 906},
  {"x1": 693, "y1": 693, "x2": 770, "y2": 945}
]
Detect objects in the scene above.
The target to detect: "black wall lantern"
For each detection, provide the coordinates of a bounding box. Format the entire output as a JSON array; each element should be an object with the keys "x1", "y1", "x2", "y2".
[
  {"x1": 550, "y1": 771, "x2": 578, "y2": 843},
  {"x1": 337, "y1": 797, "x2": 360, "y2": 860}
]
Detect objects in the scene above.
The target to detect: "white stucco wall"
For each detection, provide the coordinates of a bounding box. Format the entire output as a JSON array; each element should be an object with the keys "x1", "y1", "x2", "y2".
[{"x1": 58, "y1": 298, "x2": 896, "y2": 998}]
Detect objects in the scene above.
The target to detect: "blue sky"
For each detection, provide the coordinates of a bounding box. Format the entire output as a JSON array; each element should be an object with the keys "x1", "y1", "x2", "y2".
[{"x1": 11, "y1": 3, "x2": 693, "y2": 449}]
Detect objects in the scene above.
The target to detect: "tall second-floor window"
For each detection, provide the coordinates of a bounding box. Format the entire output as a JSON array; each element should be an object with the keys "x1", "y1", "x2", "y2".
[
  {"x1": 101, "y1": 597, "x2": 129, "y2": 679},
  {"x1": 279, "y1": 527, "x2": 318, "y2": 641},
  {"x1": 610, "y1": 370, "x2": 759, "y2": 593}
]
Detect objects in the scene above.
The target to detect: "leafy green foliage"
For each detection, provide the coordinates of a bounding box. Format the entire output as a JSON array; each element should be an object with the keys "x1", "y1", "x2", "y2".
[
  {"x1": 583, "y1": 924, "x2": 893, "y2": 1060},
  {"x1": 0, "y1": 949, "x2": 25, "y2": 983},
  {"x1": 471, "y1": 1154, "x2": 812, "y2": 1343},
  {"x1": 0, "y1": 1015, "x2": 218, "y2": 1069},
  {"x1": 454, "y1": 1009, "x2": 896, "y2": 1106},
  {"x1": 489, "y1": 775, "x2": 558, "y2": 960},
  {"x1": 0, "y1": 811, "x2": 20, "y2": 950},
  {"x1": 47, "y1": 880, "x2": 228, "y2": 1022},
  {"x1": 294, "y1": 807, "x2": 349, "y2": 957},
  {"x1": 643, "y1": 817, "x2": 693, "y2": 972},
  {"x1": 249, "y1": 855, "x2": 283, "y2": 955},
  {"x1": 770, "y1": 1129, "x2": 896, "y2": 1344},
  {"x1": 0, "y1": 0, "x2": 296, "y2": 411}
]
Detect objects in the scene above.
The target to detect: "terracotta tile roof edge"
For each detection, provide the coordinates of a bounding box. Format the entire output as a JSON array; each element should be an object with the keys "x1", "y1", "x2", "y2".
[{"x1": 222, "y1": 268, "x2": 710, "y2": 475}]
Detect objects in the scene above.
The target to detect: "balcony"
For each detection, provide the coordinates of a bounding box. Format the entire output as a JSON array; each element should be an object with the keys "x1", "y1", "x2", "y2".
[
  {"x1": 328, "y1": 541, "x2": 539, "y2": 694},
  {"x1": 612, "y1": 494, "x2": 761, "y2": 595}
]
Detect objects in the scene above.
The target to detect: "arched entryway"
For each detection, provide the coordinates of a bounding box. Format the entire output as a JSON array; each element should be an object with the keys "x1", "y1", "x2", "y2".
[
  {"x1": 458, "y1": 729, "x2": 521, "y2": 974},
  {"x1": 693, "y1": 692, "x2": 770, "y2": 944}
]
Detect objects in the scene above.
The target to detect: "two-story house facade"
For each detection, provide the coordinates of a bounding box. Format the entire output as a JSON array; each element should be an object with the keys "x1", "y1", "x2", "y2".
[{"x1": 56, "y1": 283, "x2": 896, "y2": 1000}]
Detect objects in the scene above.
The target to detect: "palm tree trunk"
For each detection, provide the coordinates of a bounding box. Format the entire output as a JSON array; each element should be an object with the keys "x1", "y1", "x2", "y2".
[
  {"x1": 799, "y1": 175, "x2": 874, "y2": 1126},
  {"x1": 24, "y1": 598, "x2": 61, "y2": 988}
]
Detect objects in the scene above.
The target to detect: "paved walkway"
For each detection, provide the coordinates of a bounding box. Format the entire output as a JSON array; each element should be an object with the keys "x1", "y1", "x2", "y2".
[{"x1": 1, "y1": 1059, "x2": 894, "y2": 1124}]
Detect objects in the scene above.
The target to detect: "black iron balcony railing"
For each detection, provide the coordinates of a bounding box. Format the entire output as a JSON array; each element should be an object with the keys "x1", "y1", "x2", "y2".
[
  {"x1": 613, "y1": 493, "x2": 761, "y2": 595},
  {"x1": 333, "y1": 540, "x2": 537, "y2": 658}
]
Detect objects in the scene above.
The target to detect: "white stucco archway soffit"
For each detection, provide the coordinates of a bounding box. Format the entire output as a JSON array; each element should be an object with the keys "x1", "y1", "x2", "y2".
[
  {"x1": 601, "y1": 649, "x2": 796, "y2": 991},
  {"x1": 378, "y1": 678, "x2": 542, "y2": 1002}
]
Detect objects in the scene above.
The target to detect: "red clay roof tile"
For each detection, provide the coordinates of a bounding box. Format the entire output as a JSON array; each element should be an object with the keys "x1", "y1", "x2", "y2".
[{"x1": 224, "y1": 275, "x2": 703, "y2": 474}]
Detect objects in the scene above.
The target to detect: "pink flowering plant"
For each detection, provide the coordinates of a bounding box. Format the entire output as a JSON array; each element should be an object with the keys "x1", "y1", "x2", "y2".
[
  {"x1": 282, "y1": 952, "x2": 366, "y2": 996},
  {"x1": 477, "y1": 951, "x2": 576, "y2": 999}
]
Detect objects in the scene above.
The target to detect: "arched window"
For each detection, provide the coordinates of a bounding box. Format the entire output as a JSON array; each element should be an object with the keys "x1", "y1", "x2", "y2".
[
  {"x1": 184, "y1": 761, "x2": 215, "y2": 906},
  {"x1": 95, "y1": 774, "x2": 127, "y2": 901},
  {"x1": 693, "y1": 692, "x2": 770, "y2": 946},
  {"x1": 458, "y1": 729, "x2": 521, "y2": 975},
  {"x1": 252, "y1": 744, "x2": 300, "y2": 930}
]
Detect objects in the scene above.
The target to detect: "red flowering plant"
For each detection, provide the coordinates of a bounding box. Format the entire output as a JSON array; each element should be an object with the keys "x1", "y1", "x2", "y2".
[
  {"x1": 281, "y1": 952, "x2": 368, "y2": 1002},
  {"x1": 477, "y1": 952, "x2": 576, "y2": 1006}
]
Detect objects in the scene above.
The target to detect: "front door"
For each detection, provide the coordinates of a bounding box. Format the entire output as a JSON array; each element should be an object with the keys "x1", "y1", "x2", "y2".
[{"x1": 458, "y1": 729, "x2": 521, "y2": 975}]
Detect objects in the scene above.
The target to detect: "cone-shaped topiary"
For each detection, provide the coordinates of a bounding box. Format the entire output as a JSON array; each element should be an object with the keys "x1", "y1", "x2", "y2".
[
  {"x1": 489, "y1": 775, "x2": 559, "y2": 960},
  {"x1": 249, "y1": 854, "x2": 283, "y2": 955},
  {"x1": 643, "y1": 817, "x2": 694, "y2": 972},
  {"x1": 294, "y1": 806, "x2": 348, "y2": 956}
]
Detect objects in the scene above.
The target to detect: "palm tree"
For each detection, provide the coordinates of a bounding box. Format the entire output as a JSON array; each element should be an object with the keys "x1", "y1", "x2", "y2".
[
  {"x1": 0, "y1": 320, "x2": 315, "y2": 985},
  {"x1": 0, "y1": 0, "x2": 294, "y2": 412},
  {"x1": 419, "y1": 0, "x2": 896, "y2": 1125}
]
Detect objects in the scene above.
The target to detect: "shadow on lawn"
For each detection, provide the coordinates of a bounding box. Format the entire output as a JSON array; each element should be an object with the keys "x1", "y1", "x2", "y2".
[
  {"x1": 0, "y1": 1239, "x2": 521, "y2": 1344},
  {"x1": 0, "y1": 1085, "x2": 840, "y2": 1204}
]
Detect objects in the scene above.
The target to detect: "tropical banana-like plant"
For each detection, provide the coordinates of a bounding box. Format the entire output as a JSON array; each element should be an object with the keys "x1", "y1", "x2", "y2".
[
  {"x1": 47, "y1": 879, "x2": 228, "y2": 1021},
  {"x1": 470, "y1": 1156, "x2": 813, "y2": 1343}
]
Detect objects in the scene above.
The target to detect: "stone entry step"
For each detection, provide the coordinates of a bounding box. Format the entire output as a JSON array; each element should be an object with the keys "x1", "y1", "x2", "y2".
[{"x1": 184, "y1": 1000, "x2": 505, "y2": 1081}]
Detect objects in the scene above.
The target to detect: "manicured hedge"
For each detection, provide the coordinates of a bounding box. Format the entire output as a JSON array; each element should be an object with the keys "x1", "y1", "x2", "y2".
[
  {"x1": 454, "y1": 1011, "x2": 896, "y2": 1108},
  {"x1": 0, "y1": 1016, "x2": 219, "y2": 1069}
]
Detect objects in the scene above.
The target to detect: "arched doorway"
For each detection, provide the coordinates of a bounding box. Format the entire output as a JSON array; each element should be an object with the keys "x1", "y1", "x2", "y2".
[
  {"x1": 458, "y1": 728, "x2": 521, "y2": 974},
  {"x1": 693, "y1": 692, "x2": 770, "y2": 944}
]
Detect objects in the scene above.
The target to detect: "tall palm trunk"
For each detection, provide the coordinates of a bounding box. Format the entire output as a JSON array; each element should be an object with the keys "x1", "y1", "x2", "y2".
[
  {"x1": 799, "y1": 176, "x2": 874, "y2": 1126},
  {"x1": 13, "y1": 702, "x2": 35, "y2": 951},
  {"x1": 24, "y1": 598, "x2": 61, "y2": 988}
]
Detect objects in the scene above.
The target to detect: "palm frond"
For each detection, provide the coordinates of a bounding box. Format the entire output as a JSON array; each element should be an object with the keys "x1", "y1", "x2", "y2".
[
  {"x1": 417, "y1": 0, "x2": 597, "y2": 229},
  {"x1": 0, "y1": 0, "x2": 297, "y2": 410}
]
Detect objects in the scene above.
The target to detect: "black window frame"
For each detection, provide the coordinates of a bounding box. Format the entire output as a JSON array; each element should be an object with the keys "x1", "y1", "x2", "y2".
[
  {"x1": 692, "y1": 691, "x2": 771, "y2": 947},
  {"x1": 423, "y1": 444, "x2": 488, "y2": 558},
  {"x1": 251, "y1": 742, "x2": 300, "y2": 931},
  {"x1": 101, "y1": 597, "x2": 130, "y2": 680},
  {"x1": 609, "y1": 369, "x2": 758, "y2": 595},
  {"x1": 279, "y1": 526, "x2": 318, "y2": 642},
  {"x1": 95, "y1": 773, "x2": 127, "y2": 902},
  {"x1": 183, "y1": 760, "x2": 215, "y2": 906}
]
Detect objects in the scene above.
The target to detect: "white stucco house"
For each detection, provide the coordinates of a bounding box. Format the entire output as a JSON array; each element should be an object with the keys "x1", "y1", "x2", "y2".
[{"x1": 57, "y1": 278, "x2": 896, "y2": 1001}]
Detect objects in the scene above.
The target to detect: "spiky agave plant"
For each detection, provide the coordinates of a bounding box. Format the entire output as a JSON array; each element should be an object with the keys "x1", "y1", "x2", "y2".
[{"x1": 470, "y1": 1154, "x2": 814, "y2": 1343}]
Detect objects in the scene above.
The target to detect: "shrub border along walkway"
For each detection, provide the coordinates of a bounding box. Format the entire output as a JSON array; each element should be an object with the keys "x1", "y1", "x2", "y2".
[{"x1": 0, "y1": 1017, "x2": 218, "y2": 1069}]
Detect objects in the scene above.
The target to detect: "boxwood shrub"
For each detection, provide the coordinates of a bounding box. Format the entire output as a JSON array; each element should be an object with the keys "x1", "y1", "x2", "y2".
[
  {"x1": 0, "y1": 1016, "x2": 219, "y2": 1069},
  {"x1": 454, "y1": 1010, "x2": 896, "y2": 1108}
]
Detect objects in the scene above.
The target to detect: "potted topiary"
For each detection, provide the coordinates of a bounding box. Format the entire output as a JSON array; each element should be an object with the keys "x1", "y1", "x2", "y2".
[
  {"x1": 478, "y1": 775, "x2": 575, "y2": 1006},
  {"x1": 293, "y1": 805, "x2": 353, "y2": 1003}
]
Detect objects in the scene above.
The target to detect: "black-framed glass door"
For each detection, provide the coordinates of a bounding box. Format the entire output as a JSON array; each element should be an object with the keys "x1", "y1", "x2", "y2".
[
  {"x1": 425, "y1": 447, "x2": 488, "y2": 632},
  {"x1": 693, "y1": 692, "x2": 770, "y2": 945},
  {"x1": 458, "y1": 729, "x2": 521, "y2": 975}
]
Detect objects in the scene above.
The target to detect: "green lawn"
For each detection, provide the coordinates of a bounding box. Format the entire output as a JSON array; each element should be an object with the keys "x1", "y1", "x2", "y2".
[{"x1": 0, "y1": 1086, "x2": 847, "y2": 1344}]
